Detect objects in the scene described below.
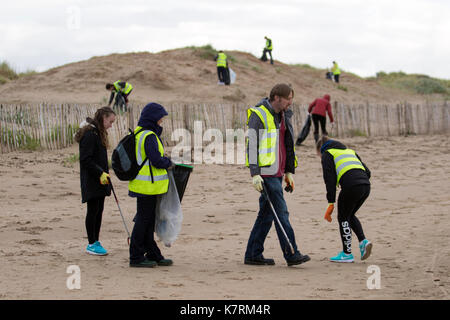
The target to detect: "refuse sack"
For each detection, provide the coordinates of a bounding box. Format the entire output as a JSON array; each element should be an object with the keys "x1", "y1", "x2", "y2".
[
  {"x1": 229, "y1": 68, "x2": 236, "y2": 84},
  {"x1": 295, "y1": 114, "x2": 312, "y2": 146},
  {"x1": 261, "y1": 50, "x2": 268, "y2": 61},
  {"x1": 172, "y1": 163, "x2": 193, "y2": 203},
  {"x1": 155, "y1": 170, "x2": 183, "y2": 247}
]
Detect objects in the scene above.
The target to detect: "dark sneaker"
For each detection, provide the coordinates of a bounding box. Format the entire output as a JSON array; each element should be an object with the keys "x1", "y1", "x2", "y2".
[
  {"x1": 244, "y1": 256, "x2": 275, "y2": 265},
  {"x1": 130, "y1": 259, "x2": 157, "y2": 268},
  {"x1": 157, "y1": 259, "x2": 173, "y2": 266},
  {"x1": 286, "y1": 254, "x2": 311, "y2": 266}
]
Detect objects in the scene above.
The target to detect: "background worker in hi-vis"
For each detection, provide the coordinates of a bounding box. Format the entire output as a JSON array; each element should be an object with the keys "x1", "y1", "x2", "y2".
[{"x1": 316, "y1": 135, "x2": 372, "y2": 263}]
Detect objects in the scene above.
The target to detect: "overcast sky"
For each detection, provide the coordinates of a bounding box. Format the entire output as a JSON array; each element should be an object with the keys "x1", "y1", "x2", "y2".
[{"x1": 1, "y1": 0, "x2": 449, "y2": 79}]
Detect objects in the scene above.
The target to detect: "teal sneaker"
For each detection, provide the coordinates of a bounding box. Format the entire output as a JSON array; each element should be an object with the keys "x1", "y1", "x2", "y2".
[
  {"x1": 86, "y1": 242, "x2": 108, "y2": 256},
  {"x1": 359, "y1": 239, "x2": 372, "y2": 260},
  {"x1": 330, "y1": 251, "x2": 354, "y2": 263}
]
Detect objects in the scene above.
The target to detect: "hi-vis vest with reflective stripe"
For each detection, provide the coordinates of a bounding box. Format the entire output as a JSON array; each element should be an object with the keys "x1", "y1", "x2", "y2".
[
  {"x1": 265, "y1": 39, "x2": 273, "y2": 50},
  {"x1": 128, "y1": 127, "x2": 169, "y2": 195},
  {"x1": 216, "y1": 52, "x2": 227, "y2": 67},
  {"x1": 327, "y1": 148, "x2": 365, "y2": 186},
  {"x1": 113, "y1": 81, "x2": 133, "y2": 95},
  {"x1": 332, "y1": 63, "x2": 341, "y2": 75},
  {"x1": 245, "y1": 105, "x2": 298, "y2": 175}
]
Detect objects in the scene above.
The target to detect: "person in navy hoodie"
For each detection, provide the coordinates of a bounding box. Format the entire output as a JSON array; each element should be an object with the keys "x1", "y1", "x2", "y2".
[{"x1": 128, "y1": 103, "x2": 174, "y2": 268}]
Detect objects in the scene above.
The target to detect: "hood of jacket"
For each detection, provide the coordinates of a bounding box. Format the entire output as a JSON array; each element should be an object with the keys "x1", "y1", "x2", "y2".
[
  {"x1": 137, "y1": 102, "x2": 168, "y2": 136},
  {"x1": 320, "y1": 139, "x2": 346, "y2": 154},
  {"x1": 323, "y1": 94, "x2": 330, "y2": 101}
]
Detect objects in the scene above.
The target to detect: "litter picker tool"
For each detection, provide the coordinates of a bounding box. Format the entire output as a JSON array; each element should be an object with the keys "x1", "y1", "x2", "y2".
[
  {"x1": 261, "y1": 182, "x2": 295, "y2": 255},
  {"x1": 108, "y1": 177, "x2": 131, "y2": 245}
]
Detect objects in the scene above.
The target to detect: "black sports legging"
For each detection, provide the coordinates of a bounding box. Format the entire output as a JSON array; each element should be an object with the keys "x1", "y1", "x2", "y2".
[
  {"x1": 312, "y1": 114, "x2": 327, "y2": 135},
  {"x1": 337, "y1": 184, "x2": 370, "y2": 254},
  {"x1": 85, "y1": 197, "x2": 105, "y2": 245}
]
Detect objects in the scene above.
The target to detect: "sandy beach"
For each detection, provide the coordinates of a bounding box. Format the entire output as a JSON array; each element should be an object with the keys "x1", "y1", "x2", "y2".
[{"x1": 0, "y1": 134, "x2": 449, "y2": 300}]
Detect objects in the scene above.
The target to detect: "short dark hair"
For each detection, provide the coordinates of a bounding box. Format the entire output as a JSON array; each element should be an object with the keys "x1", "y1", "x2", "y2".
[
  {"x1": 106, "y1": 83, "x2": 113, "y2": 90},
  {"x1": 269, "y1": 83, "x2": 294, "y2": 101}
]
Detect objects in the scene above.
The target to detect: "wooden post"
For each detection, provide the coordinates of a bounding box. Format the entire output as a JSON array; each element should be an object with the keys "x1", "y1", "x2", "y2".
[{"x1": 334, "y1": 101, "x2": 339, "y2": 137}]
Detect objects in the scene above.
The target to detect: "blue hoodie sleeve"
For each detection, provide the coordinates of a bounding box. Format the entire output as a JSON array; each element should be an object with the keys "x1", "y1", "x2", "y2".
[{"x1": 144, "y1": 134, "x2": 172, "y2": 169}]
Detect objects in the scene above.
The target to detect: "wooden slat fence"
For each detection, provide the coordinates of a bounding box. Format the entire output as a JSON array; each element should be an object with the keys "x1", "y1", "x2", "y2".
[{"x1": 0, "y1": 101, "x2": 448, "y2": 153}]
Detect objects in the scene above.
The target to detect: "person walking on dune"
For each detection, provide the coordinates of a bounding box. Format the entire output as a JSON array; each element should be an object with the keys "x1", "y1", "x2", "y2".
[
  {"x1": 245, "y1": 83, "x2": 310, "y2": 267},
  {"x1": 316, "y1": 135, "x2": 372, "y2": 263},
  {"x1": 331, "y1": 61, "x2": 341, "y2": 83}
]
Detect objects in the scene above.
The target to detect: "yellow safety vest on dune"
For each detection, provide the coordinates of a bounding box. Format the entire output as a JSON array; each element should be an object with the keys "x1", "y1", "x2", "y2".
[
  {"x1": 265, "y1": 39, "x2": 273, "y2": 51},
  {"x1": 128, "y1": 126, "x2": 169, "y2": 195},
  {"x1": 113, "y1": 80, "x2": 133, "y2": 95},
  {"x1": 327, "y1": 148, "x2": 365, "y2": 186},
  {"x1": 332, "y1": 63, "x2": 341, "y2": 75},
  {"x1": 216, "y1": 52, "x2": 227, "y2": 67},
  {"x1": 246, "y1": 105, "x2": 298, "y2": 175}
]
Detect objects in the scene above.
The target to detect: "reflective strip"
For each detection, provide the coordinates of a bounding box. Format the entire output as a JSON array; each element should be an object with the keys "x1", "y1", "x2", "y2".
[
  {"x1": 136, "y1": 130, "x2": 152, "y2": 165},
  {"x1": 134, "y1": 173, "x2": 168, "y2": 182},
  {"x1": 334, "y1": 154, "x2": 358, "y2": 165},
  {"x1": 336, "y1": 161, "x2": 364, "y2": 177},
  {"x1": 259, "y1": 148, "x2": 276, "y2": 154},
  {"x1": 254, "y1": 107, "x2": 268, "y2": 129}
]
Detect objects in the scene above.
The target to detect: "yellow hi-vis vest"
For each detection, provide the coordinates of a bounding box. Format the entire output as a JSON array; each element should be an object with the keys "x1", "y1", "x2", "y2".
[
  {"x1": 114, "y1": 80, "x2": 133, "y2": 95},
  {"x1": 245, "y1": 105, "x2": 298, "y2": 175},
  {"x1": 332, "y1": 63, "x2": 341, "y2": 75},
  {"x1": 327, "y1": 148, "x2": 365, "y2": 186},
  {"x1": 216, "y1": 52, "x2": 227, "y2": 67},
  {"x1": 128, "y1": 127, "x2": 169, "y2": 195},
  {"x1": 265, "y1": 39, "x2": 273, "y2": 50}
]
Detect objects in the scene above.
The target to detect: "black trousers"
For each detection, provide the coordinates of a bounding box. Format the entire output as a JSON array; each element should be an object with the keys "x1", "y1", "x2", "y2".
[
  {"x1": 129, "y1": 196, "x2": 164, "y2": 264},
  {"x1": 263, "y1": 48, "x2": 273, "y2": 64},
  {"x1": 217, "y1": 67, "x2": 229, "y2": 84},
  {"x1": 85, "y1": 197, "x2": 105, "y2": 244},
  {"x1": 337, "y1": 184, "x2": 370, "y2": 254},
  {"x1": 334, "y1": 74, "x2": 340, "y2": 83},
  {"x1": 312, "y1": 114, "x2": 327, "y2": 141}
]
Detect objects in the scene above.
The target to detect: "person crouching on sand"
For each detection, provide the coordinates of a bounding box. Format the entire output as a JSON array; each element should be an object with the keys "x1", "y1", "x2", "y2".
[{"x1": 316, "y1": 135, "x2": 373, "y2": 263}]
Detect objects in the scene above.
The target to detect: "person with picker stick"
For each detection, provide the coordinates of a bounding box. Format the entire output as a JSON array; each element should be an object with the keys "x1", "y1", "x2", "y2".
[
  {"x1": 75, "y1": 106, "x2": 116, "y2": 256},
  {"x1": 245, "y1": 83, "x2": 310, "y2": 266}
]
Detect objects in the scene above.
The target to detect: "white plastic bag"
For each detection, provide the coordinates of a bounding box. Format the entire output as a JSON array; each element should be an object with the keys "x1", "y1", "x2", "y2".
[
  {"x1": 155, "y1": 170, "x2": 183, "y2": 247},
  {"x1": 229, "y1": 68, "x2": 236, "y2": 84}
]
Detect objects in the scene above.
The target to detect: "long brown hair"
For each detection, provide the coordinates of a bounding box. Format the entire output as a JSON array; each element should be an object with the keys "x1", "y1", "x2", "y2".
[
  {"x1": 75, "y1": 107, "x2": 116, "y2": 148},
  {"x1": 315, "y1": 135, "x2": 330, "y2": 154}
]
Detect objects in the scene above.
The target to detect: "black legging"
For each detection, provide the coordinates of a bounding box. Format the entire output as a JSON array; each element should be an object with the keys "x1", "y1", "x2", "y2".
[
  {"x1": 85, "y1": 197, "x2": 105, "y2": 244},
  {"x1": 337, "y1": 184, "x2": 370, "y2": 254}
]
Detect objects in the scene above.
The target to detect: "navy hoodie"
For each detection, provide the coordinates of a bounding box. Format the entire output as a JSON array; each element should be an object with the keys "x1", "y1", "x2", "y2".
[
  {"x1": 321, "y1": 139, "x2": 371, "y2": 203},
  {"x1": 129, "y1": 103, "x2": 172, "y2": 197}
]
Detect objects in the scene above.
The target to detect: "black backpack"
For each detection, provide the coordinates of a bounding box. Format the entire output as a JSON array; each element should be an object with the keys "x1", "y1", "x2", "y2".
[{"x1": 112, "y1": 128, "x2": 148, "y2": 181}]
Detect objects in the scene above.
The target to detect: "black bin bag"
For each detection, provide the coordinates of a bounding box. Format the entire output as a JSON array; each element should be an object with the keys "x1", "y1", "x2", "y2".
[{"x1": 172, "y1": 164, "x2": 193, "y2": 203}]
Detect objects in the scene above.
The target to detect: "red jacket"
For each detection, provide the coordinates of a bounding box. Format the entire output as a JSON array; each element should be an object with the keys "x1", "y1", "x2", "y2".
[{"x1": 308, "y1": 94, "x2": 334, "y2": 123}]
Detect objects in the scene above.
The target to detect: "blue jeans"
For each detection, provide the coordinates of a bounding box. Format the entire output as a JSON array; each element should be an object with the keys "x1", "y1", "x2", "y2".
[{"x1": 245, "y1": 177, "x2": 301, "y2": 261}]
